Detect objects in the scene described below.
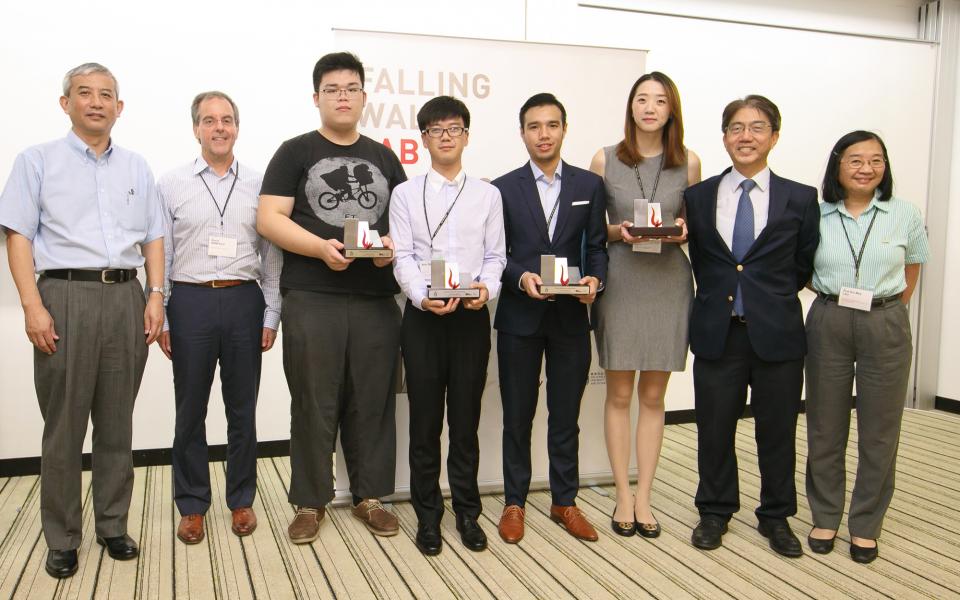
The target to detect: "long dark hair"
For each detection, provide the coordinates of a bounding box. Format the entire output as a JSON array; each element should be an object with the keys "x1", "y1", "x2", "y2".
[
  {"x1": 615, "y1": 72, "x2": 686, "y2": 169},
  {"x1": 822, "y1": 130, "x2": 893, "y2": 203}
]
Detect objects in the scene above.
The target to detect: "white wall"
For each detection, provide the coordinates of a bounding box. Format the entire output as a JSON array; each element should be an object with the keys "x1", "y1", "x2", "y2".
[{"x1": 0, "y1": 0, "x2": 946, "y2": 464}]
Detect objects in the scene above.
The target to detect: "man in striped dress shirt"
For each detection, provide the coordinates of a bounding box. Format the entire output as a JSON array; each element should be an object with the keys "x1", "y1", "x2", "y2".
[{"x1": 157, "y1": 91, "x2": 282, "y2": 545}]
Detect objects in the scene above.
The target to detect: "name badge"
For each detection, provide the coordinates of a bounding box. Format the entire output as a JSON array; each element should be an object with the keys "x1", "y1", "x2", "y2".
[
  {"x1": 633, "y1": 240, "x2": 662, "y2": 254},
  {"x1": 208, "y1": 235, "x2": 238, "y2": 258},
  {"x1": 838, "y1": 286, "x2": 873, "y2": 312}
]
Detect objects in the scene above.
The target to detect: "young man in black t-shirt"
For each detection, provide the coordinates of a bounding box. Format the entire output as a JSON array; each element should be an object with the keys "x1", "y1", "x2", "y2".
[{"x1": 258, "y1": 51, "x2": 406, "y2": 544}]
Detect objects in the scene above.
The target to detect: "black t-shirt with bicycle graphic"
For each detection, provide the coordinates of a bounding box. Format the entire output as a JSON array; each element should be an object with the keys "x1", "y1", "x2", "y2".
[{"x1": 261, "y1": 131, "x2": 407, "y2": 295}]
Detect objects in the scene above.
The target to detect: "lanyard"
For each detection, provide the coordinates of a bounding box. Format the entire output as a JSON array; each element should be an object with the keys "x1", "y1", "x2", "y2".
[
  {"x1": 199, "y1": 166, "x2": 239, "y2": 228},
  {"x1": 838, "y1": 208, "x2": 879, "y2": 285},
  {"x1": 633, "y1": 153, "x2": 665, "y2": 201},
  {"x1": 422, "y1": 174, "x2": 467, "y2": 250}
]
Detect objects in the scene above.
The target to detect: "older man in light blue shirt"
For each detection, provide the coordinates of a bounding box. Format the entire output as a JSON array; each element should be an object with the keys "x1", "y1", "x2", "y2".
[{"x1": 0, "y1": 63, "x2": 164, "y2": 579}]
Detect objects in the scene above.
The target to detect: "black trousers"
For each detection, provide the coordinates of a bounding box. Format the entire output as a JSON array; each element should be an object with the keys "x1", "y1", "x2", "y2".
[
  {"x1": 402, "y1": 302, "x2": 491, "y2": 526},
  {"x1": 693, "y1": 319, "x2": 803, "y2": 521},
  {"x1": 169, "y1": 282, "x2": 265, "y2": 516},
  {"x1": 497, "y1": 304, "x2": 591, "y2": 507}
]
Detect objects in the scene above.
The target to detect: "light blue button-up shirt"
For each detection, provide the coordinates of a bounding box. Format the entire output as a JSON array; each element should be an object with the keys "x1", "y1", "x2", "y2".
[
  {"x1": 812, "y1": 196, "x2": 929, "y2": 297},
  {"x1": 0, "y1": 130, "x2": 163, "y2": 272},
  {"x1": 530, "y1": 160, "x2": 563, "y2": 239}
]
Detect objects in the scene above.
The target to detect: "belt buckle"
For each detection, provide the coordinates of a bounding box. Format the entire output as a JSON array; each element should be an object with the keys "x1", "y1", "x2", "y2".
[
  {"x1": 100, "y1": 269, "x2": 117, "y2": 284},
  {"x1": 211, "y1": 280, "x2": 223, "y2": 288},
  {"x1": 734, "y1": 315, "x2": 747, "y2": 324}
]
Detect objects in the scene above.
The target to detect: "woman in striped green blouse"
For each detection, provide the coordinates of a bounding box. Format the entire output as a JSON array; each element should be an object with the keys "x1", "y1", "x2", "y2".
[{"x1": 804, "y1": 131, "x2": 930, "y2": 564}]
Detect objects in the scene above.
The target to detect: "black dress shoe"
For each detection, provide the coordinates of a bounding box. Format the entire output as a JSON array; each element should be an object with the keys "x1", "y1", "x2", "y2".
[
  {"x1": 456, "y1": 515, "x2": 487, "y2": 552},
  {"x1": 96, "y1": 534, "x2": 139, "y2": 560},
  {"x1": 415, "y1": 523, "x2": 442, "y2": 556},
  {"x1": 691, "y1": 516, "x2": 728, "y2": 550},
  {"x1": 757, "y1": 520, "x2": 803, "y2": 557},
  {"x1": 807, "y1": 530, "x2": 836, "y2": 554},
  {"x1": 850, "y1": 540, "x2": 879, "y2": 564},
  {"x1": 45, "y1": 549, "x2": 78, "y2": 578},
  {"x1": 610, "y1": 506, "x2": 636, "y2": 537}
]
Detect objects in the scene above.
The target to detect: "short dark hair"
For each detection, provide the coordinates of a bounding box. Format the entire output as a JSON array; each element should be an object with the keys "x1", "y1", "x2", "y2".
[
  {"x1": 721, "y1": 94, "x2": 781, "y2": 133},
  {"x1": 519, "y1": 92, "x2": 567, "y2": 128},
  {"x1": 312, "y1": 52, "x2": 364, "y2": 93},
  {"x1": 417, "y1": 96, "x2": 470, "y2": 131},
  {"x1": 822, "y1": 130, "x2": 893, "y2": 203}
]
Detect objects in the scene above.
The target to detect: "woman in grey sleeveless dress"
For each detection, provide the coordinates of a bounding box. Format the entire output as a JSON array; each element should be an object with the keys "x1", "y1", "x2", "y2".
[{"x1": 590, "y1": 72, "x2": 700, "y2": 538}]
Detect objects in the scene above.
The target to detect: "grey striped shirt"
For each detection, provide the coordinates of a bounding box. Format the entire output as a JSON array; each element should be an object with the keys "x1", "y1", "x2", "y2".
[{"x1": 158, "y1": 158, "x2": 281, "y2": 331}]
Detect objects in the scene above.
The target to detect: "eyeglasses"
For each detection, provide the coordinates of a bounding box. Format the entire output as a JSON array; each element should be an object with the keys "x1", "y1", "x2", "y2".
[
  {"x1": 319, "y1": 86, "x2": 363, "y2": 100},
  {"x1": 842, "y1": 157, "x2": 886, "y2": 170},
  {"x1": 725, "y1": 122, "x2": 772, "y2": 136},
  {"x1": 422, "y1": 126, "x2": 468, "y2": 138}
]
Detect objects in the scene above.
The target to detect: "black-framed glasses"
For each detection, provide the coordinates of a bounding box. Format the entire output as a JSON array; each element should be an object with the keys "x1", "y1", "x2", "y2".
[
  {"x1": 422, "y1": 126, "x2": 467, "y2": 138},
  {"x1": 725, "y1": 122, "x2": 772, "y2": 135},
  {"x1": 320, "y1": 86, "x2": 363, "y2": 100}
]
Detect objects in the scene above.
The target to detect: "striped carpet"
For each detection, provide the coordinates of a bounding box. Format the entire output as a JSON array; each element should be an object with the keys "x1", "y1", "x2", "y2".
[{"x1": 1, "y1": 409, "x2": 958, "y2": 599}]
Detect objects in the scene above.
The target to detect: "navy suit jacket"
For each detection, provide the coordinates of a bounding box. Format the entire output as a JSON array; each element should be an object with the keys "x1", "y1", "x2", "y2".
[
  {"x1": 684, "y1": 168, "x2": 819, "y2": 362},
  {"x1": 492, "y1": 161, "x2": 608, "y2": 336}
]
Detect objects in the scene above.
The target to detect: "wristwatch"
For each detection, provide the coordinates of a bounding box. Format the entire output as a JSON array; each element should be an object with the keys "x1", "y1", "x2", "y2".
[{"x1": 147, "y1": 286, "x2": 165, "y2": 297}]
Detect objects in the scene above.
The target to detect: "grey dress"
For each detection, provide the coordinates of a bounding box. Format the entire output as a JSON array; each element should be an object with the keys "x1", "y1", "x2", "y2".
[{"x1": 593, "y1": 145, "x2": 693, "y2": 371}]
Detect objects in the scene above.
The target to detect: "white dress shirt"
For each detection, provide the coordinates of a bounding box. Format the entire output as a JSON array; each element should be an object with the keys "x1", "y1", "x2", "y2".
[
  {"x1": 715, "y1": 166, "x2": 771, "y2": 251},
  {"x1": 530, "y1": 160, "x2": 563, "y2": 239},
  {"x1": 390, "y1": 168, "x2": 506, "y2": 310},
  {"x1": 158, "y1": 157, "x2": 282, "y2": 331}
]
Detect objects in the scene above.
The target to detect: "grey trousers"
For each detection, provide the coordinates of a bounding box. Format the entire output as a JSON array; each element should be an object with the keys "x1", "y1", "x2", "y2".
[
  {"x1": 804, "y1": 296, "x2": 912, "y2": 539},
  {"x1": 35, "y1": 276, "x2": 148, "y2": 550},
  {"x1": 282, "y1": 291, "x2": 400, "y2": 508}
]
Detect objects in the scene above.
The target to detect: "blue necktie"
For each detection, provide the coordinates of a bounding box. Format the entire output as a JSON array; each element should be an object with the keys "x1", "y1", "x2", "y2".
[{"x1": 731, "y1": 179, "x2": 756, "y2": 317}]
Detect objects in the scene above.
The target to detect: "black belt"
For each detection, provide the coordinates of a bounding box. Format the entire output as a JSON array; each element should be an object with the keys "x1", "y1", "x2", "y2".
[
  {"x1": 816, "y1": 291, "x2": 903, "y2": 307},
  {"x1": 44, "y1": 269, "x2": 137, "y2": 283},
  {"x1": 731, "y1": 315, "x2": 747, "y2": 324},
  {"x1": 172, "y1": 279, "x2": 254, "y2": 289}
]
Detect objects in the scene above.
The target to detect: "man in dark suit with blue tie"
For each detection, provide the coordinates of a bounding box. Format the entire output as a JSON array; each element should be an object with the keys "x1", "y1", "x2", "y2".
[
  {"x1": 684, "y1": 95, "x2": 819, "y2": 557},
  {"x1": 492, "y1": 93, "x2": 608, "y2": 544}
]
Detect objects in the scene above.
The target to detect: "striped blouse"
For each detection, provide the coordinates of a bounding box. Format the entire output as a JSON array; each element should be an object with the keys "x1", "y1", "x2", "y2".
[{"x1": 811, "y1": 196, "x2": 929, "y2": 297}]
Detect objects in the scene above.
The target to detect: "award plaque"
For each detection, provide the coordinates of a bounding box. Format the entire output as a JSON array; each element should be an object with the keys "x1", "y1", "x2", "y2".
[
  {"x1": 427, "y1": 259, "x2": 480, "y2": 299},
  {"x1": 343, "y1": 218, "x2": 393, "y2": 258},
  {"x1": 538, "y1": 255, "x2": 590, "y2": 295},
  {"x1": 627, "y1": 199, "x2": 682, "y2": 238}
]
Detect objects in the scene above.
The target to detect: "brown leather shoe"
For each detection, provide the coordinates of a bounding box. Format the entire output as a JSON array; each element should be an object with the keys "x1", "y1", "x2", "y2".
[
  {"x1": 550, "y1": 505, "x2": 598, "y2": 542},
  {"x1": 177, "y1": 514, "x2": 205, "y2": 545},
  {"x1": 232, "y1": 507, "x2": 257, "y2": 537},
  {"x1": 351, "y1": 499, "x2": 399, "y2": 537},
  {"x1": 288, "y1": 506, "x2": 325, "y2": 544},
  {"x1": 498, "y1": 505, "x2": 525, "y2": 543}
]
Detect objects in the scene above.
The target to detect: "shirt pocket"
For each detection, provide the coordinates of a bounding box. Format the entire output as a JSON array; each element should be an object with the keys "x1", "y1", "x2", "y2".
[{"x1": 113, "y1": 186, "x2": 147, "y2": 234}]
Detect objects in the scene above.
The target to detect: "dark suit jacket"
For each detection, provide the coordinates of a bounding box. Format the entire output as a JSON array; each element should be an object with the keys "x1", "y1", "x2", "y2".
[
  {"x1": 492, "y1": 161, "x2": 608, "y2": 336},
  {"x1": 685, "y1": 168, "x2": 819, "y2": 362}
]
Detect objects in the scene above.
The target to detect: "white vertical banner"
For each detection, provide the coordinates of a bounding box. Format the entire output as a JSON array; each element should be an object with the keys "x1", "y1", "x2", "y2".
[{"x1": 332, "y1": 29, "x2": 646, "y2": 501}]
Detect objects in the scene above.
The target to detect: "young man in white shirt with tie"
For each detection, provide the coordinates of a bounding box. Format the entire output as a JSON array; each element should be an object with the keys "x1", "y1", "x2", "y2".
[{"x1": 389, "y1": 96, "x2": 506, "y2": 555}]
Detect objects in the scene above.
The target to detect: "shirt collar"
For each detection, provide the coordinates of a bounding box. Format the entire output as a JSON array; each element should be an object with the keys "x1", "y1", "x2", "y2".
[
  {"x1": 426, "y1": 168, "x2": 465, "y2": 193},
  {"x1": 194, "y1": 156, "x2": 239, "y2": 179},
  {"x1": 530, "y1": 160, "x2": 562, "y2": 183},
  {"x1": 830, "y1": 195, "x2": 890, "y2": 218},
  {"x1": 66, "y1": 129, "x2": 113, "y2": 161},
  {"x1": 729, "y1": 166, "x2": 770, "y2": 192}
]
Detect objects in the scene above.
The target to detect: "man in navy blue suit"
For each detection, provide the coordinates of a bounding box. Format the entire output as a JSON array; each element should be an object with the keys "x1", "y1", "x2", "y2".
[
  {"x1": 684, "y1": 95, "x2": 819, "y2": 557},
  {"x1": 492, "y1": 93, "x2": 608, "y2": 544}
]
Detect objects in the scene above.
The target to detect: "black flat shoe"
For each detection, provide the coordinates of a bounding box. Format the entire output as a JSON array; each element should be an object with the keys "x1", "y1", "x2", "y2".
[
  {"x1": 636, "y1": 514, "x2": 661, "y2": 539},
  {"x1": 807, "y1": 529, "x2": 836, "y2": 554},
  {"x1": 850, "y1": 540, "x2": 878, "y2": 564},
  {"x1": 757, "y1": 519, "x2": 803, "y2": 558},
  {"x1": 691, "y1": 516, "x2": 728, "y2": 550},
  {"x1": 45, "y1": 549, "x2": 78, "y2": 579},
  {"x1": 415, "y1": 523, "x2": 442, "y2": 556},
  {"x1": 611, "y1": 507, "x2": 636, "y2": 537},
  {"x1": 456, "y1": 515, "x2": 487, "y2": 552},
  {"x1": 96, "y1": 534, "x2": 139, "y2": 560}
]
